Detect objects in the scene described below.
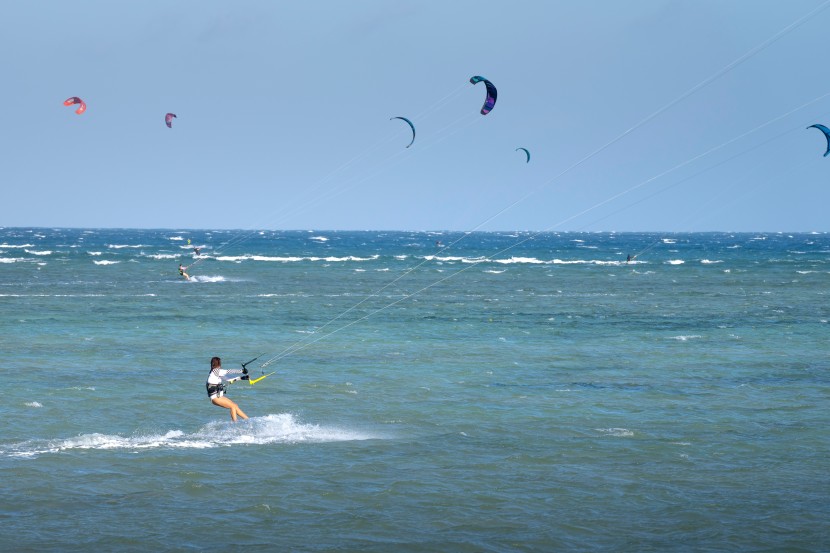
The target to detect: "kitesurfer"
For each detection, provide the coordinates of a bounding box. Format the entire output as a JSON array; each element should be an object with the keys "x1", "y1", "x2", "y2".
[
  {"x1": 205, "y1": 356, "x2": 250, "y2": 422},
  {"x1": 178, "y1": 264, "x2": 190, "y2": 280}
]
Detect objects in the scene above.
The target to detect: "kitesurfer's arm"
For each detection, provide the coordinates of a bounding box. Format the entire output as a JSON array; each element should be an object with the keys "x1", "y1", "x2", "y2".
[{"x1": 223, "y1": 367, "x2": 249, "y2": 384}]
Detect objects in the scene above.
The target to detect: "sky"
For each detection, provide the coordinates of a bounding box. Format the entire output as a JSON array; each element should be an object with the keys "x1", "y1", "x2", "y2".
[{"x1": 2, "y1": 0, "x2": 830, "y2": 232}]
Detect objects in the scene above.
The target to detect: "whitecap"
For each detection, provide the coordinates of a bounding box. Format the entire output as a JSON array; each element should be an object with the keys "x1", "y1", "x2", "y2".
[
  {"x1": 494, "y1": 256, "x2": 545, "y2": 265},
  {"x1": 93, "y1": 260, "x2": 120, "y2": 265},
  {"x1": 144, "y1": 253, "x2": 180, "y2": 260},
  {"x1": 666, "y1": 259, "x2": 685, "y2": 265},
  {"x1": 25, "y1": 402, "x2": 42, "y2": 408},
  {"x1": 309, "y1": 236, "x2": 329, "y2": 242},
  {"x1": 700, "y1": 259, "x2": 722, "y2": 264},
  {"x1": 24, "y1": 250, "x2": 52, "y2": 256},
  {"x1": 596, "y1": 428, "x2": 634, "y2": 437},
  {"x1": 670, "y1": 335, "x2": 702, "y2": 341}
]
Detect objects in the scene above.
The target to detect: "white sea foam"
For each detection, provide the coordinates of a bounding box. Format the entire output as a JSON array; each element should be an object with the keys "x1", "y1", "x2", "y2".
[
  {"x1": 215, "y1": 254, "x2": 379, "y2": 263},
  {"x1": 4, "y1": 414, "x2": 380, "y2": 458},
  {"x1": 24, "y1": 250, "x2": 52, "y2": 256},
  {"x1": 107, "y1": 244, "x2": 146, "y2": 249},
  {"x1": 667, "y1": 259, "x2": 685, "y2": 265},
  {"x1": 309, "y1": 236, "x2": 329, "y2": 242},
  {"x1": 551, "y1": 259, "x2": 622, "y2": 266},
  {"x1": 0, "y1": 257, "x2": 26, "y2": 263},
  {"x1": 662, "y1": 238, "x2": 677, "y2": 244},
  {"x1": 0, "y1": 243, "x2": 33, "y2": 248},
  {"x1": 670, "y1": 335, "x2": 702, "y2": 341},
  {"x1": 25, "y1": 402, "x2": 42, "y2": 408},
  {"x1": 87, "y1": 251, "x2": 103, "y2": 256},
  {"x1": 93, "y1": 260, "x2": 120, "y2": 265},
  {"x1": 188, "y1": 275, "x2": 227, "y2": 283},
  {"x1": 596, "y1": 428, "x2": 634, "y2": 437},
  {"x1": 700, "y1": 259, "x2": 722, "y2": 264},
  {"x1": 423, "y1": 255, "x2": 485, "y2": 263},
  {"x1": 494, "y1": 256, "x2": 545, "y2": 264},
  {"x1": 144, "y1": 253, "x2": 181, "y2": 260}
]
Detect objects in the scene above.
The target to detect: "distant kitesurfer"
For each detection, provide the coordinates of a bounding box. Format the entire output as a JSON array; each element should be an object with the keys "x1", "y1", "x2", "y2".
[
  {"x1": 194, "y1": 246, "x2": 201, "y2": 256},
  {"x1": 205, "y1": 356, "x2": 250, "y2": 422},
  {"x1": 178, "y1": 264, "x2": 190, "y2": 280},
  {"x1": 626, "y1": 254, "x2": 631, "y2": 263}
]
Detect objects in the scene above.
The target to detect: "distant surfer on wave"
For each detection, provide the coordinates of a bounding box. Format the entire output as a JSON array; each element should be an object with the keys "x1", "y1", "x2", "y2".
[{"x1": 206, "y1": 356, "x2": 250, "y2": 422}]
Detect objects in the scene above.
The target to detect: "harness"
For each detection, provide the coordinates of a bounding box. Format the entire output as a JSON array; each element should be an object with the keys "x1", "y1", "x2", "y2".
[{"x1": 206, "y1": 367, "x2": 226, "y2": 398}]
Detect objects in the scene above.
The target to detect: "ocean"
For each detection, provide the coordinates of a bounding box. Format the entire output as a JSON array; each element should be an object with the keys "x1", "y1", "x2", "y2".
[{"x1": 0, "y1": 227, "x2": 827, "y2": 552}]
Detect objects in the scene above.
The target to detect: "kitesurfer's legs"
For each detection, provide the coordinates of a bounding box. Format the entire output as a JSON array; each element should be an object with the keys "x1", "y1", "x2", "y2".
[{"x1": 211, "y1": 396, "x2": 249, "y2": 422}]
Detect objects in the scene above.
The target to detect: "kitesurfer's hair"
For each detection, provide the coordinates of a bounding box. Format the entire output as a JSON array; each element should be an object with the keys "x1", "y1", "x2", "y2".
[{"x1": 211, "y1": 357, "x2": 221, "y2": 369}]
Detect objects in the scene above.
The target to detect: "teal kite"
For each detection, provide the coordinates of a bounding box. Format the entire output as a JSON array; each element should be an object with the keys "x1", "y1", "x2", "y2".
[
  {"x1": 390, "y1": 116, "x2": 415, "y2": 148},
  {"x1": 808, "y1": 124, "x2": 830, "y2": 157}
]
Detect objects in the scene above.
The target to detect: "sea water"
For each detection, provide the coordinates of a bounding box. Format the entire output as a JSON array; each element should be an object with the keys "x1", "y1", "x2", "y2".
[{"x1": 0, "y1": 228, "x2": 828, "y2": 552}]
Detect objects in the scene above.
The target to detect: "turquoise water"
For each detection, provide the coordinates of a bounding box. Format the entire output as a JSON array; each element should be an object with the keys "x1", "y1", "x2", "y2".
[{"x1": 1, "y1": 228, "x2": 828, "y2": 552}]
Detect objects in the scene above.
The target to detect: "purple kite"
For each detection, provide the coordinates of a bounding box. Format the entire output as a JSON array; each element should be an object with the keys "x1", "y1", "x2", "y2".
[
  {"x1": 165, "y1": 113, "x2": 177, "y2": 128},
  {"x1": 469, "y1": 76, "x2": 497, "y2": 115}
]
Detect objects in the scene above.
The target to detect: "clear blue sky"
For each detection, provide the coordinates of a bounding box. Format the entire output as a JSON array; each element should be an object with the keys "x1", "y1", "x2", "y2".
[{"x1": 3, "y1": 0, "x2": 830, "y2": 232}]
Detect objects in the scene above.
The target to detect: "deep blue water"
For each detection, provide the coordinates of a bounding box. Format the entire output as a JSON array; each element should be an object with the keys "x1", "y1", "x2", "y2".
[{"x1": 1, "y1": 228, "x2": 828, "y2": 552}]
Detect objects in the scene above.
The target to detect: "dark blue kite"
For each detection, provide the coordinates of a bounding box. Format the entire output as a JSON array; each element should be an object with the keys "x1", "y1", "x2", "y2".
[{"x1": 470, "y1": 76, "x2": 497, "y2": 115}]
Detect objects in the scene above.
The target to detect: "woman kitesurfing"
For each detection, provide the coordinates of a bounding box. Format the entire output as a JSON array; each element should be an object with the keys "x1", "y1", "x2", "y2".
[{"x1": 205, "y1": 356, "x2": 250, "y2": 421}]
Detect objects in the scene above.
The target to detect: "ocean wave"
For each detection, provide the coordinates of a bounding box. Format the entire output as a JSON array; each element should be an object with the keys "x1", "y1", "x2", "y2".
[
  {"x1": 596, "y1": 428, "x2": 634, "y2": 437},
  {"x1": 215, "y1": 255, "x2": 379, "y2": 263},
  {"x1": 666, "y1": 259, "x2": 685, "y2": 265},
  {"x1": 700, "y1": 259, "x2": 722, "y2": 264},
  {"x1": 0, "y1": 243, "x2": 33, "y2": 248},
  {"x1": 670, "y1": 335, "x2": 702, "y2": 341},
  {"x1": 93, "y1": 260, "x2": 120, "y2": 265},
  {"x1": 24, "y1": 250, "x2": 52, "y2": 256},
  {"x1": 3, "y1": 414, "x2": 380, "y2": 458},
  {"x1": 423, "y1": 255, "x2": 488, "y2": 264},
  {"x1": 309, "y1": 236, "x2": 329, "y2": 242},
  {"x1": 143, "y1": 253, "x2": 181, "y2": 260},
  {"x1": 107, "y1": 244, "x2": 147, "y2": 249},
  {"x1": 0, "y1": 257, "x2": 28, "y2": 264},
  {"x1": 494, "y1": 256, "x2": 546, "y2": 265}
]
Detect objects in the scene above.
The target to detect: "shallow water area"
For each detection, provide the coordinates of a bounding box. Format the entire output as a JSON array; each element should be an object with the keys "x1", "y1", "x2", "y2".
[{"x1": 1, "y1": 228, "x2": 828, "y2": 551}]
